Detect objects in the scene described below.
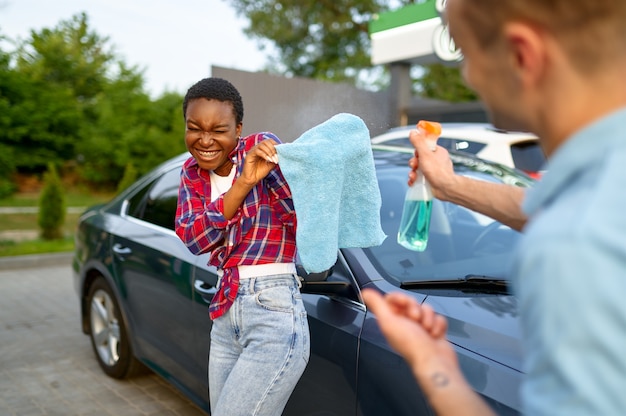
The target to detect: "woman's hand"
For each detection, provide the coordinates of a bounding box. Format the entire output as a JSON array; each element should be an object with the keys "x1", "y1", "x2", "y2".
[
  {"x1": 240, "y1": 139, "x2": 279, "y2": 187},
  {"x1": 221, "y1": 139, "x2": 280, "y2": 220}
]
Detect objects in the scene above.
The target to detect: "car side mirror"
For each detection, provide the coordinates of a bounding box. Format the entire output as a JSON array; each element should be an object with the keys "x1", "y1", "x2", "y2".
[
  {"x1": 297, "y1": 265, "x2": 353, "y2": 297},
  {"x1": 296, "y1": 265, "x2": 331, "y2": 282}
]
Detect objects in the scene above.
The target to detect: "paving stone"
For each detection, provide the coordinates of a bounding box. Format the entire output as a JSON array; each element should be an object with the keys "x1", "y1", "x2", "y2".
[{"x1": 0, "y1": 260, "x2": 206, "y2": 415}]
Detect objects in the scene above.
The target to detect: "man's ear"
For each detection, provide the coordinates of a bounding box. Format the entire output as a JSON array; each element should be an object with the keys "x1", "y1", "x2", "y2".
[
  {"x1": 236, "y1": 123, "x2": 243, "y2": 138},
  {"x1": 503, "y1": 22, "x2": 547, "y2": 88}
]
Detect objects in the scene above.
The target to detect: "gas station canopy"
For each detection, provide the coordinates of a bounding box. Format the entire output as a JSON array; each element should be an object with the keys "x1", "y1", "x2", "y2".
[{"x1": 368, "y1": 0, "x2": 462, "y2": 66}]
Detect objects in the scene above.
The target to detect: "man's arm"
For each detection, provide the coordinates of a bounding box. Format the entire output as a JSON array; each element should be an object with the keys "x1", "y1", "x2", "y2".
[
  {"x1": 408, "y1": 128, "x2": 528, "y2": 232},
  {"x1": 436, "y1": 174, "x2": 527, "y2": 232}
]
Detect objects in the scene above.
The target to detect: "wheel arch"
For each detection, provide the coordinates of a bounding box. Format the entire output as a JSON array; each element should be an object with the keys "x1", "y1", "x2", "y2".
[{"x1": 78, "y1": 260, "x2": 135, "y2": 351}]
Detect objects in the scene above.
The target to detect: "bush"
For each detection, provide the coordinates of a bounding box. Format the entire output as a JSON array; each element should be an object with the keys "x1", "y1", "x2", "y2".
[
  {"x1": 38, "y1": 163, "x2": 66, "y2": 240},
  {"x1": 0, "y1": 144, "x2": 17, "y2": 199},
  {"x1": 116, "y1": 162, "x2": 138, "y2": 194},
  {"x1": 0, "y1": 177, "x2": 16, "y2": 199}
]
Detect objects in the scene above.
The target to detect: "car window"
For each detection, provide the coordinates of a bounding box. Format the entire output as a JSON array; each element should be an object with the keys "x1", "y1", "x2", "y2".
[
  {"x1": 366, "y1": 168, "x2": 521, "y2": 286},
  {"x1": 127, "y1": 167, "x2": 182, "y2": 231},
  {"x1": 439, "y1": 137, "x2": 486, "y2": 155},
  {"x1": 510, "y1": 141, "x2": 546, "y2": 173},
  {"x1": 375, "y1": 134, "x2": 488, "y2": 158},
  {"x1": 126, "y1": 181, "x2": 152, "y2": 219}
]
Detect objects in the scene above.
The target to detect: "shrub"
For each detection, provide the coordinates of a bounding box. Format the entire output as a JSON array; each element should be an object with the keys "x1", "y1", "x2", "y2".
[
  {"x1": 116, "y1": 162, "x2": 138, "y2": 194},
  {"x1": 0, "y1": 144, "x2": 17, "y2": 199},
  {"x1": 0, "y1": 177, "x2": 16, "y2": 199},
  {"x1": 38, "y1": 163, "x2": 66, "y2": 240}
]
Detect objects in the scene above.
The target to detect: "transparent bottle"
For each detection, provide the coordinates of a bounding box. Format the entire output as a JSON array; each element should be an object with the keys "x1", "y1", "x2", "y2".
[{"x1": 397, "y1": 121, "x2": 441, "y2": 252}]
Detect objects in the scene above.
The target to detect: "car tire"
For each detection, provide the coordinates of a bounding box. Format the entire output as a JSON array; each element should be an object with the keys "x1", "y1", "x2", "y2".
[{"x1": 87, "y1": 277, "x2": 145, "y2": 379}]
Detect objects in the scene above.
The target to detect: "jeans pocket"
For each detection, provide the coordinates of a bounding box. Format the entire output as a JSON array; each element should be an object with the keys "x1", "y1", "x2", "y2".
[{"x1": 256, "y1": 285, "x2": 294, "y2": 312}]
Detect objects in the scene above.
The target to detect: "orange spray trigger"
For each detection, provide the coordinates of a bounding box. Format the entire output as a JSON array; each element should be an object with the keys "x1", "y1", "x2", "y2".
[{"x1": 417, "y1": 120, "x2": 442, "y2": 137}]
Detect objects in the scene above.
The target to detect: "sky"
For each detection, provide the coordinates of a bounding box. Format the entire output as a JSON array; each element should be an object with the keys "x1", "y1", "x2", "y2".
[{"x1": 0, "y1": 0, "x2": 270, "y2": 97}]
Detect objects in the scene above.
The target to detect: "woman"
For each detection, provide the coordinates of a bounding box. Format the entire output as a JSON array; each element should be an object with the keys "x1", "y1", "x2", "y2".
[{"x1": 175, "y1": 77, "x2": 309, "y2": 416}]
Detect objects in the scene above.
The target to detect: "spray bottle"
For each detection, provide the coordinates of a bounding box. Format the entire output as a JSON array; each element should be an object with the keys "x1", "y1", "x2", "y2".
[{"x1": 397, "y1": 120, "x2": 441, "y2": 251}]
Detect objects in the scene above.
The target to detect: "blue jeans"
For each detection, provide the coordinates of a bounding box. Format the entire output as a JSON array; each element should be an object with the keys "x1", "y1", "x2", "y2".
[{"x1": 208, "y1": 273, "x2": 310, "y2": 416}]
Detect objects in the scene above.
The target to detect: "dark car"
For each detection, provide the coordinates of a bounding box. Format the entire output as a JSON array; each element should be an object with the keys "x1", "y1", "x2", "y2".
[{"x1": 73, "y1": 146, "x2": 534, "y2": 415}]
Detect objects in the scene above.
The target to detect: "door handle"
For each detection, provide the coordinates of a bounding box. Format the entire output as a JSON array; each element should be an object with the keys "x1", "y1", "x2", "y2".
[
  {"x1": 112, "y1": 243, "x2": 132, "y2": 259},
  {"x1": 194, "y1": 279, "x2": 217, "y2": 299}
]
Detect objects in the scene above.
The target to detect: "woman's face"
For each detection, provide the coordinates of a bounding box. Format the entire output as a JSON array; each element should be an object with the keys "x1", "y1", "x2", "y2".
[{"x1": 184, "y1": 98, "x2": 242, "y2": 175}]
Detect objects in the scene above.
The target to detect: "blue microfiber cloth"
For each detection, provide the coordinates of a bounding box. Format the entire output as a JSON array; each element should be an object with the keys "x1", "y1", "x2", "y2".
[{"x1": 276, "y1": 113, "x2": 387, "y2": 273}]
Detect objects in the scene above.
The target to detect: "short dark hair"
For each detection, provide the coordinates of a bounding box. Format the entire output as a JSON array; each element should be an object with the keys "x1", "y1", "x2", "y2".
[
  {"x1": 182, "y1": 77, "x2": 244, "y2": 124},
  {"x1": 459, "y1": 0, "x2": 626, "y2": 74}
]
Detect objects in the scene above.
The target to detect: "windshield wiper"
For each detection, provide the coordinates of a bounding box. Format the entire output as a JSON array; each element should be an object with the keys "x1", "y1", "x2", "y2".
[{"x1": 400, "y1": 275, "x2": 510, "y2": 294}]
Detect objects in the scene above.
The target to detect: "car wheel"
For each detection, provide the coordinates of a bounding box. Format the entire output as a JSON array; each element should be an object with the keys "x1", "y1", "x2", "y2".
[{"x1": 87, "y1": 277, "x2": 145, "y2": 379}]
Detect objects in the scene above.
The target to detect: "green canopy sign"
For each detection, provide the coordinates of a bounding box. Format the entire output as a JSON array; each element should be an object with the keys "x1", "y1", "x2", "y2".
[{"x1": 369, "y1": 0, "x2": 462, "y2": 65}]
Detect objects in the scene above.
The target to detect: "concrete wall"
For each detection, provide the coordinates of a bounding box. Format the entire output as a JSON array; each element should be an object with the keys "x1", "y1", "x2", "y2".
[
  {"x1": 211, "y1": 66, "x2": 392, "y2": 142},
  {"x1": 207, "y1": 66, "x2": 488, "y2": 140}
]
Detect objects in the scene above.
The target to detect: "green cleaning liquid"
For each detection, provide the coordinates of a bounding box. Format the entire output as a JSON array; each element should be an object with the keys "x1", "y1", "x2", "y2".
[
  {"x1": 397, "y1": 169, "x2": 433, "y2": 252},
  {"x1": 398, "y1": 199, "x2": 432, "y2": 251},
  {"x1": 397, "y1": 122, "x2": 439, "y2": 252}
]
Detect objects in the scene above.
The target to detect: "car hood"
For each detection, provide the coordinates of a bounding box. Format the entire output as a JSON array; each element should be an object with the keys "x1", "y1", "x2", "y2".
[{"x1": 426, "y1": 293, "x2": 522, "y2": 372}]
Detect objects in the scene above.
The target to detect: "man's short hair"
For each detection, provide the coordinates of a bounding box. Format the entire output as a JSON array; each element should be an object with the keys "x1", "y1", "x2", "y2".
[{"x1": 457, "y1": 0, "x2": 626, "y2": 74}]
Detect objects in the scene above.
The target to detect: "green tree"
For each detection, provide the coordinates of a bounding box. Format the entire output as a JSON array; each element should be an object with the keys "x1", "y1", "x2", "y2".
[
  {"x1": 0, "y1": 40, "x2": 18, "y2": 197},
  {"x1": 2, "y1": 13, "x2": 185, "y2": 190},
  {"x1": 417, "y1": 64, "x2": 477, "y2": 102},
  {"x1": 228, "y1": 0, "x2": 476, "y2": 100},
  {"x1": 117, "y1": 162, "x2": 138, "y2": 194},
  {"x1": 38, "y1": 163, "x2": 66, "y2": 240},
  {"x1": 76, "y1": 76, "x2": 185, "y2": 188},
  {"x1": 2, "y1": 13, "x2": 114, "y2": 174},
  {"x1": 15, "y1": 12, "x2": 113, "y2": 99},
  {"x1": 0, "y1": 143, "x2": 16, "y2": 199},
  {"x1": 228, "y1": 0, "x2": 409, "y2": 85}
]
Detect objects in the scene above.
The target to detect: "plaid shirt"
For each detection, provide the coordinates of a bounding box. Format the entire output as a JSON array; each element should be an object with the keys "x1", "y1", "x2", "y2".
[{"x1": 175, "y1": 132, "x2": 297, "y2": 320}]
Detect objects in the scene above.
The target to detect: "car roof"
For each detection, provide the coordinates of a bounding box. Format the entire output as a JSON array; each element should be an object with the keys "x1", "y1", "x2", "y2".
[
  {"x1": 370, "y1": 144, "x2": 535, "y2": 188},
  {"x1": 371, "y1": 123, "x2": 538, "y2": 145}
]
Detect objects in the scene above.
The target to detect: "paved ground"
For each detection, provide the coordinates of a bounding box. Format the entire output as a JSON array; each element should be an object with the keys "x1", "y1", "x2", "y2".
[{"x1": 0, "y1": 254, "x2": 207, "y2": 416}]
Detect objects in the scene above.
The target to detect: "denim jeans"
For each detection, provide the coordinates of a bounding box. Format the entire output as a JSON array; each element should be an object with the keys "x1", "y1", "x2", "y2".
[{"x1": 208, "y1": 273, "x2": 310, "y2": 416}]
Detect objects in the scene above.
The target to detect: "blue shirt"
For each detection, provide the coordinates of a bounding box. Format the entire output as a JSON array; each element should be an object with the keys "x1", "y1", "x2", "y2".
[{"x1": 513, "y1": 108, "x2": 626, "y2": 415}]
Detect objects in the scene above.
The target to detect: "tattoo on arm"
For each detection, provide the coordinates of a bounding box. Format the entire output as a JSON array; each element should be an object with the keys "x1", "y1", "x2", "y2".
[{"x1": 431, "y1": 372, "x2": 450, "y2": 388}]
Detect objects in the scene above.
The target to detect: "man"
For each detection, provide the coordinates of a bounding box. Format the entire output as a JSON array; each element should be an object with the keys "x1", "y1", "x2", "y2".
[{"x1": 363, "y1": 0, "x2": 626, "y2": 415}]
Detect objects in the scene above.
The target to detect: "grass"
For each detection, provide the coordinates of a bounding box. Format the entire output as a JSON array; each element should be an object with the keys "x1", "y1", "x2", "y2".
[
  {"x1": 0, "y1": 212, "x2": 84, "y2": 236},
  {"x1": 0, "y1": 237, "x2": 75, "y2": 257},
  {"x1": 0, "y1": 191, "x2": 114, "y2": 258},
  {"x1": 0, "y1": 191, "x2": 113, "y2": 208}
]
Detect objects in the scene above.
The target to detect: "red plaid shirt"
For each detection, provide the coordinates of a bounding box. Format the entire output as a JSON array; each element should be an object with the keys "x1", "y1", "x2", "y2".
[{"x1": 175, "y1": 132, "x2": 297, "y2": 319}]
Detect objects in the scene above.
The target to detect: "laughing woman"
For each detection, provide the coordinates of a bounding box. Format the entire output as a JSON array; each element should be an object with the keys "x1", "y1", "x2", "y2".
[{"x1": 175, "y1": 77, "x2": 309, "y2": 416}]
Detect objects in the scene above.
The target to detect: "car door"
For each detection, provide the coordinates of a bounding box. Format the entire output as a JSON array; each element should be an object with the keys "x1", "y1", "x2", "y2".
[
  {"x1": 109, "y1": 166, "x2": 207, "y2": 401},
  {"x1": 359, "y1": 304, "x2": 433, "y2": 415},
  {"x1": 284, "y1": 253, "x2": 363, "y2": 416},
  {"x1": 189, "y1": 253, "x2": 219, "y2": 408}
]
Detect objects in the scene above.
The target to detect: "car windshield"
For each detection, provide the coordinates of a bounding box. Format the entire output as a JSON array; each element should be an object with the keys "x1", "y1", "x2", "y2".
[{"x1": 365, "y1": 151, "x2": 529, "y2": 287}]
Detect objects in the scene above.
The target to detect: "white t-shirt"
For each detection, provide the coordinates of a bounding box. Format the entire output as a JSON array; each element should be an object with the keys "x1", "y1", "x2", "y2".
[{"x1": 208, "y1": 164, "x2": 236, "y2": 202}]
